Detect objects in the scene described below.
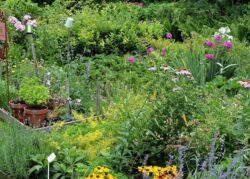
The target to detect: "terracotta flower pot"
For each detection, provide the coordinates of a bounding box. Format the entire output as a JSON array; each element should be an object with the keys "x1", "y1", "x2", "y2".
[
  {"x1": 9, "y1": 100, "x2": 27, "y2": 123},
  {"x1": 24, "y1": 107, "x2": 48, "y2": 128}
]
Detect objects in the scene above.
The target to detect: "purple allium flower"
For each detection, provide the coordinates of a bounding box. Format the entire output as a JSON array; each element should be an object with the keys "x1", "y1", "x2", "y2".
[
  {"x1": 205, "y1": 53, "x2": 215, "y2": 60},
  {"x1": 27, "y1": 19, "x2": 37, "y2": 28},
  {"x1": 161, "y1": 48, "x2": 166, "y2": 56},
  {"x1": 223, "y1": 41, "x2": 233, "y2": 49},
  {"x1": 204, "y1": 40, "x2": 215, "y2": 47},
  {"x1": 8, "y1": 16, "x2": 18, "y2": 24},
  {"x1": 146, "y1": 47, "x2": 154, "y2": 55},
  {"x1": 165, "y1": 32, "x2": 172, "y2": 39},
  {"x1": 214, "y1": 35, "x2": 222, "y2": 41},
  {"x1": 127, "y1": 56, "x2": 135, "y2": 63},
  {"x1": 23, "y1": 15, "x2": 32, "y2": 21}
]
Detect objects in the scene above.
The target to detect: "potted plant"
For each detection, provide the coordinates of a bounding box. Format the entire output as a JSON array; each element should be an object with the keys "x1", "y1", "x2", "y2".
[
  {"x1": 8, "y1": 99, "x2": 27, "y2": 123},
  {"x1": 19, "y1": 77, "x2": 50, "y2": 128}
]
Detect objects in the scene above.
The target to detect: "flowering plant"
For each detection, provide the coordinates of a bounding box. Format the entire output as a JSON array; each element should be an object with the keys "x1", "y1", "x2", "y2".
[
  {"x1": 138, "y1": 165, "x2": 177, "y2": 179},
  {"x1": 9, "y1": 14, "x2": 37, "y2": 32},
  {"x1": 203, "y1": 27, "x2": 237, "y2": 81},
  {"x1": 85, "y1": 166, "x2": 115, "y2": 179}
]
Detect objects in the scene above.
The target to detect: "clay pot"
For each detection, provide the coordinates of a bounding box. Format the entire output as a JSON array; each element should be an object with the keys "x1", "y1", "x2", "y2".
[
  {"x1": 9, "y1": 101, "x2": 27, "y2": 123},
  {"x1": 24, "y1": 107, "x2": 48, "y2": 128}
]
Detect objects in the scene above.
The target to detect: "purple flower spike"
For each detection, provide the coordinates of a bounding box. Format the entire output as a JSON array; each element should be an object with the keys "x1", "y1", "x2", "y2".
[
  {"x1": 223, "y1": 41, "x2": 233, "y2": 49},
  {"x1": 214, "y1": 35, "x2": 222, "y2": 41},
  {"x1": 166, "y1": 32, "x2": 172, "y2": 39},
  {"x1": 146, "y1": 47, "x2": 154, "y2": 55},
  {"x1": 127, "y1": 56, "x2": 135, "y2": 63},
  {"x1": 204, "y1": 40, "x2": 215, "y2": 47},
  {"x1": 205, "y1": 53, "x2": 215, "y2": 60}
]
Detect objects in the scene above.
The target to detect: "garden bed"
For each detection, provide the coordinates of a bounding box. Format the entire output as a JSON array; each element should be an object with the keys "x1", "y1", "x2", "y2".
[{"x1": 0, "y1": 108, "x2": 81, "y2": 132}]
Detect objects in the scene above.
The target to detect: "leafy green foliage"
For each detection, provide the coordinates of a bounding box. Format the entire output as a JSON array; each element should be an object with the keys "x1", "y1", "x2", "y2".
[
  {"x1": 19, "y1": 77, "x2": 50, "y2": 106},
  {"x1": 0, "y1": 123, "x2": 49, "y2": 178}
]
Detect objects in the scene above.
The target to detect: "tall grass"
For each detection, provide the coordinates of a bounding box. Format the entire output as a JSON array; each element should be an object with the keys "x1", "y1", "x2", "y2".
[{"x1": 0, "y1": 122, "x2": 50, "y2": 178}]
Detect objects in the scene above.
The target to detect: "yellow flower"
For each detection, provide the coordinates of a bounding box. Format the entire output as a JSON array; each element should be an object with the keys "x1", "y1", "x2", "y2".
[
  {"x1": 138, "y1": 165, "x2": 177, "y2": 179},
  {"x1": 94, "y1": 166, "x2": 110, "y2": 173}
]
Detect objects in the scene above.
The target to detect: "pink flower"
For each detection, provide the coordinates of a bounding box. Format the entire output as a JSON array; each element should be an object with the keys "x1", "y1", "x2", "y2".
[
  {"x1": 23, "y1": 15, "x2": 32, "y2": 21},
  {"x1": 127, "y1": 56, "x2": 135, "y2": 63},
  {"x1": 165, "y1": 32, "x2": 172, "y2": 39},
  {"x1": 238, "y1": 80, "x2": 250, "y2": 89},
  {"x1": 214, "y1": 35, "x2": 222, "y2": 41},
  {"x1": 8, "y1": 16, "x2": 18, "y2": 24},
  {"x1": 27, "y1": 20, "x2": 37, "y2": 28},
  {"x1": 223, "y1": 41, "x2": 233, "y2": 49},
  {"x1": 205, "y1": 53, "x2": 215, "y2": 60},
  {"x1": 160, "y1": 64, "x2": 171, "y2": 71},
  {"x1": 128, "y1": 2, "x2": 144, "y2": 6},
  {"x1": 161, "y1": 48, "x2": 166, "y2": 56},
  {"x1": 204, "y1": 40, "x2": 215, "y2": 47},
  {"x1": 176, "y1": 69, "x2": 192, "y2": 76},
  {"x1": 14, "y1": 21, "x2": 25, "y2": 32},
  {"x1": 147, "y1": 47, "x2": 154, "y2": 55}
]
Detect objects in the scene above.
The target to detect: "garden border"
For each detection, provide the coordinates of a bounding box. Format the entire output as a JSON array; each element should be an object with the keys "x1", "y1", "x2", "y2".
[{"x1": 0, "y1": 108, "x2": 81, "y2": 132}]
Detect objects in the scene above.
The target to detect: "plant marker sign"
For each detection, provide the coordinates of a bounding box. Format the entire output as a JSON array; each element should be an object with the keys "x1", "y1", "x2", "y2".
[{"x1": 0, "y1": 9, "x2": 10, "y2": 101}]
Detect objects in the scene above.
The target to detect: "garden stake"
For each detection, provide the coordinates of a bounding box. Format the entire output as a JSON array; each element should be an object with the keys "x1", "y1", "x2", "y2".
[
  {"x1": 106, "y1": 81, "x2": 111, "y2": 104},
  {"x1": 27, "y1": 25, "x2": 39, "y2": 77},
  {"x1": 0, "y1": 9, "x2": 10, "y2": 102},
  {"x1": 96, "y1": 80, "x2": 101, "y2": 115},
  {"x1": 47, "y1": 153, "x2": 56, "y2": 179},
  {"x1": 65, "y1": 17, "x2": 73, "y2": 121}
]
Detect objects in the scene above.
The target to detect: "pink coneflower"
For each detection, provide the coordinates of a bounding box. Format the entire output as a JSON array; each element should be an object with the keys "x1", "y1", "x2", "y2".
[
  {"x1": 27, "y1": 20, "x2": 37, "y2": 28},
  {"x1": 127, "y1": 56, "x2": 135, "y2": 63},
  {"x1": 23, "y1": 15, "x2": 32, "y2": 21},
  {"x1": 205, "y1": 53, "x2": 215, "y2": 60},
  {"x1": 165, "y1": 32, "x2": 172, "y2": 39},
  {"x1": 148, "y1": 67, "x2": 157, "y2": 71},
  {"x1": 213, "y1": 35, "x2": 222, "y2": 41},
  {"x1": 238, "y1": 80, "x2": 250, "y2": 89},
  {"x1": 176, "y1": 69, "x2": 192, "y2": 76},
  {"x1": 204, "y1": 40, "x2": 215, "y2": 47},
  {"x1": 161, "y1": 48, "x2": 166, "y2": 56},
  {"x1": 8, "y1": 16, "x2": 18, "y2": 24},
  {"x1": 160, "y1": 64, "x2": 171, "y2": 71},
  {"x1": 223, "y1": 41, "x2": 233, "y2": 49},
  {"x1": 147, "y1": 47, "x2": 154, "y2": 55}
]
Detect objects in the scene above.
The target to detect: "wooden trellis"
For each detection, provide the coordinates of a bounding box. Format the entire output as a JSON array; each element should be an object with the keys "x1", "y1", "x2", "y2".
[{"x1": 0, "y1": 9, "x2": 9, "y2": 102}]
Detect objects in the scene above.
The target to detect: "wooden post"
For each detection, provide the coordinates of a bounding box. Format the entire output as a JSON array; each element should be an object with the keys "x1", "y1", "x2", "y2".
[
  {"x1": 65, "y1": 79, "x2": 71, "y2": 119},
  {"x1": 0, "y1": 10, "x2": 10, "y2": 102},
  {"x1": 106, "y1": 81, "x2": 111, "y2": 104},
  {"x1": 28, "y1": 34, "x2": 39, "y2": 77},
  {"x1": 0, "y1": 60, "x2": 2, "y2": 81},
  {"x1": 96, "y1": 81, "x2": 101, "y2": 115}
]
